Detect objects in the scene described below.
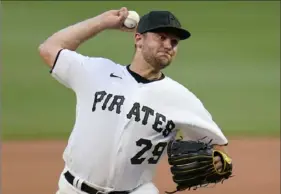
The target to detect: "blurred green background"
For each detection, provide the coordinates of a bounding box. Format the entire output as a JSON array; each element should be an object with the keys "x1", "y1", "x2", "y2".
[{"x1": 1, "y1": 1, "x2": 280, "y2": 140}]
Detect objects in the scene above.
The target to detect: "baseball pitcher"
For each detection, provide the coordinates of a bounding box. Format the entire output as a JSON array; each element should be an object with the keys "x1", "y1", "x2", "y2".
[{"x1": 39, "y1": 7, "x2": 233, "y2": 194}]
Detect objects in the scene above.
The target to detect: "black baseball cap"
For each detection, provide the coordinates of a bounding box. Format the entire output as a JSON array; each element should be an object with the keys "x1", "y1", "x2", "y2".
[{"x1": 136, "y1": 11, "x2": 191, "y2": 40}]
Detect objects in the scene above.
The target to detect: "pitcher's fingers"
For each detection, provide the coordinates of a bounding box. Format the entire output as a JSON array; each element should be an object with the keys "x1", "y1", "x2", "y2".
[
  {"x1": 120, "y1": 25, "x2": 136, "y2": 32},
  {"x1": 118, "y1": 7, "x2": 128, "y2": 19},
  {"x1": 215, "y1": 161, "x2": 223, "y2": 172},
  {"x1": 214, "y1": 156, "x2": 222, "y2": 164},
  {"x1": 119, "y1": 7, "x2": 128, "y2": 12}
]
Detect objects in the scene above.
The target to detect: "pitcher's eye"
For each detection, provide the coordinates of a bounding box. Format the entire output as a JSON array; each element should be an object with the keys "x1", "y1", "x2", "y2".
[
  {"x1": 157, "y1": 34, "x2": 166, "y2": 41},
  {"x1": 171, "y1": 39, "x2": 179, "y2": 47}
]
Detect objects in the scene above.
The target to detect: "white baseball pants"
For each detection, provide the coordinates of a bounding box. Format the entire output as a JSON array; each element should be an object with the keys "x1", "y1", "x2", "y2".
[{"x1": 55, "y1": 167, "x2": 159, "y2": 194}]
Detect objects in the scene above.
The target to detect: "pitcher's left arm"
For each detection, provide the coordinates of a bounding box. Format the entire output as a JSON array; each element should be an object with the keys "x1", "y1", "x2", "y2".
[{"x1": 166, "y1": 94, "x2": 233, "y2": 193}]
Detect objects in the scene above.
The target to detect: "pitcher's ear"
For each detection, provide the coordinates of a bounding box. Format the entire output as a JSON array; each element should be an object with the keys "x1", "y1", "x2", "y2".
[{"x1": 135, "y1": 33, "x2": 143, "y2": 49}]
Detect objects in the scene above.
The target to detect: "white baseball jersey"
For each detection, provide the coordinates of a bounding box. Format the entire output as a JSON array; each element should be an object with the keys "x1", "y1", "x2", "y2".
[{"x1": 51, "y1": 49, "x2": 228, "y2": 192}]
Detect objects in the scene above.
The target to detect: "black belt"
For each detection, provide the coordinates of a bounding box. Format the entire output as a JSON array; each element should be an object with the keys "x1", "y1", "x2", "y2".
[{"x1": 64, "y1": 171, "x2": 130, "y2": 194}]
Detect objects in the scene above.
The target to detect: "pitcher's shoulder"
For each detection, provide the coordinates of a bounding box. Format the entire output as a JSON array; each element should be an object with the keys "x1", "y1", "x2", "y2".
[
  {"x1": 87, "y1": 56, "x2": 120, "y2": 67},
  {"x1": 85, "y1": 56, "x2": 124, "y2": 72},
  {"x1": 165, "y1": 77, "x2": 200, "y2": 100}
]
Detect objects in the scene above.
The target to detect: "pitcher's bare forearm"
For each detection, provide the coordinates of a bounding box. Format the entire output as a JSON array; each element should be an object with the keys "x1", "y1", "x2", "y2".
[
  {"x1": 213, "y1": 144, "x2": 229, "y2": 154},
  {"x1": 38, "y1": 15, "x2": 106, "y2": 67}
]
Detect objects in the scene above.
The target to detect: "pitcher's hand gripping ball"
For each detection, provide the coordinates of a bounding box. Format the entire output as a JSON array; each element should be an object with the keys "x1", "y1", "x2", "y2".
[
  {"x1": 166, "y1": 139, "x2": 233, "y2": 193},
  {"x1": 123, "y1": 10, "x2": 140, "y2": 29}
]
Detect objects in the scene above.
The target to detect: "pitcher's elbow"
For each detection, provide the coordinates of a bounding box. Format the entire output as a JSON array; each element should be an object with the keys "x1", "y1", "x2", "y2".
[
  {"x1": 38, "y1": 43, "x2": 49, "y2": 60},
  {"x1": 38, "y1": 42, "x2": 57, "y2": 68}
]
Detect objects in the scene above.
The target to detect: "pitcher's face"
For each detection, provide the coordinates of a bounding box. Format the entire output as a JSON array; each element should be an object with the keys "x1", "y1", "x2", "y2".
[{"x1": 135, "y1": 31, "x2": 179, "y2": 69}]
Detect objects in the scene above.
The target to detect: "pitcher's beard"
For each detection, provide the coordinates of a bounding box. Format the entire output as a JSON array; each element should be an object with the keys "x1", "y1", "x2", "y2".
[
  {"x1": 155, "y1": 56, "x2": 172, "y2": 69},
  {"x1": 142, "y1": 50, "x2": 172, "y2": 70}
]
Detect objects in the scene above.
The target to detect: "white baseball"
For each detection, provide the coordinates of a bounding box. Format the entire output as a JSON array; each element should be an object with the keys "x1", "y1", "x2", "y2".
[{"x1": 124, "y1": 11, "x2": 140, "y2": 29}]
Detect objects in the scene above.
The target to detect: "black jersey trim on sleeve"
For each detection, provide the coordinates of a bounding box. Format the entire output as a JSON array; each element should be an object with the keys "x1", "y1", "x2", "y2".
[{"x1": 50, "y1": 49, "x2": 64, "y2": 74}]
